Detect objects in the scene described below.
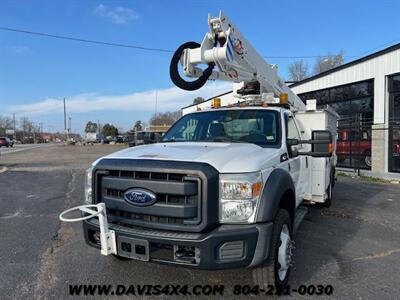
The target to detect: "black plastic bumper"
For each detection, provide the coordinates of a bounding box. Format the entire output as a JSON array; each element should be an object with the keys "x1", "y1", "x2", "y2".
[{"x1": 83, "y1": 220, "x2": 273, "y2": 270}]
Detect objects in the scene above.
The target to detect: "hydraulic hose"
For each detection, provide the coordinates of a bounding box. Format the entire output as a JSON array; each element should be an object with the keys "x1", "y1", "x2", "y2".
[{"x1": 169, "y1": 41, "x2": 214, "y2": 91}]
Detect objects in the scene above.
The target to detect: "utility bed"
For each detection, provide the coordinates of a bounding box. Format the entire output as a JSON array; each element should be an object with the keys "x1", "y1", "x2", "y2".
[{"x1": 295, "y1": 105, "x2": 339, "y2": 203}]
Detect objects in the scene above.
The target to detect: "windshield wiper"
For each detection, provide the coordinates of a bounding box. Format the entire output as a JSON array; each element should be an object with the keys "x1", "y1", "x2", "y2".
[
  {"x1": 210, "y1": 138, "x2": 242, "y2": 143},
  {"x1": 162, "y1": 138, "x2": 176, "y2": 143}
]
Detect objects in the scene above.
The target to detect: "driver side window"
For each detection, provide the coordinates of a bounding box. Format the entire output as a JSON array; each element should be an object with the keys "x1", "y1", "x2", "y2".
[{"x1": 287, "y1": 116, "x2": 301, "y2": 151}]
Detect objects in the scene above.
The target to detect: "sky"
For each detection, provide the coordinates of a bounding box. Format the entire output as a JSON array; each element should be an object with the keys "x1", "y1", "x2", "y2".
[{"x1": 1, "y1": 0, "x2": 400, "y2": 134}]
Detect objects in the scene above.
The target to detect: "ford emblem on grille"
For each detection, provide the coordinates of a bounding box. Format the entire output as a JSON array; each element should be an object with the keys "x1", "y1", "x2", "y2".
[{"x1": 124, "y1": 188, "x2": 157, "y2": 206}]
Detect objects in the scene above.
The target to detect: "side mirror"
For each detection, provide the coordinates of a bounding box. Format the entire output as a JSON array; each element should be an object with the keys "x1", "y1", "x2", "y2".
[
  {"x1": 298, "y1": 130, "x2": 333, "y2": 157},
  {"x1": 286, "y1": 138, "x2": 299, "y2": 158},
  {"x1": 287, "y1": 138, "x2": 299, "y2": 146}
]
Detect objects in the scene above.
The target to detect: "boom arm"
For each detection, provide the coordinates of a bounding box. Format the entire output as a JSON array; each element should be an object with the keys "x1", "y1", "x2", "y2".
[{"x1": 170, "y1": 11, "x2": 306, "y2": 111}]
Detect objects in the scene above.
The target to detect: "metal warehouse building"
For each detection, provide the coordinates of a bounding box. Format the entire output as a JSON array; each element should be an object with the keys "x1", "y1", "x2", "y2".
[
  {"x1": 181, "y1": 43, "x2": 400, "y2": 178},
  {"x1": 290, "y1": 43, "x2": 400, "y2": 178}
]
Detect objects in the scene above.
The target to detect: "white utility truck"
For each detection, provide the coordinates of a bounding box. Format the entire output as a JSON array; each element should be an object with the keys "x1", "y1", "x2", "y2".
[{"x1": 60, "y1": 12, "x2": 338, "y2": 290}]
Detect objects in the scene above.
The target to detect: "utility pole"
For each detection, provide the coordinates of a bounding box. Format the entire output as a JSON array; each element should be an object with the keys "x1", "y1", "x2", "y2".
[
  {"x1": 33, "y1": 123, "x2": 36, "y2": 144},
  {"x1": 97, "y1": 120, "x2": 101, "y2": 134},
  {"x1": 63, "y1": 98, "x2": 68, "y2": 141},
  {"x1": 152, "y1": 90, "x2": 158, "y2": 128},
  {"x1": 155, "y1": 90, "x2": 158, "y2": 115},
  {"x1": 13, "y1": 112, "x2": 16, "y2": 140},
  {"x1": 39, "y1": 122, "x2": 43, "y2": 143}
]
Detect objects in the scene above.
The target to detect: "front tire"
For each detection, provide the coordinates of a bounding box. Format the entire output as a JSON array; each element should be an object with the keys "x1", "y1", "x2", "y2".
[
  {"x1": 253, "y1": 209, "x2": 294, "y2": 293},
  {"x1": 364, "y1": 150, "x2": 371, "y2": 168}
]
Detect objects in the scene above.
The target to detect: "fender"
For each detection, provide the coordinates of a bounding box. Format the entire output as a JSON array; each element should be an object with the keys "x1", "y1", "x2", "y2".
[{"x1": 256, "y1": 168, "x2": 295, "y2": 224}]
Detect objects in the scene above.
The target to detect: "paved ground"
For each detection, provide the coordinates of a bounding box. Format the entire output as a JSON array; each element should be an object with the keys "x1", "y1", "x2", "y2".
[
  {"x1": 1, "y1": 144, "x2": 400, "y2": 299},
  {"x1": 0, "y1": 143, "x2": 51, "y2": 156}
]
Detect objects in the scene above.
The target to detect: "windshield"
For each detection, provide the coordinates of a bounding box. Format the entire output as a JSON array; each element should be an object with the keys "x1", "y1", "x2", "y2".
[{"x1": 162, "y1": 109, "x2": 281, "y2": 147}]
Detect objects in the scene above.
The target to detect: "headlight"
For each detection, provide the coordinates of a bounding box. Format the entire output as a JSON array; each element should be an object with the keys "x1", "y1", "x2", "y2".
[
  {"x1": 84, "y1": 166, "x2": 94, "y2": 204},
  {"x1": 219, "y1": 172, "x2": 263, "y2": 223}
]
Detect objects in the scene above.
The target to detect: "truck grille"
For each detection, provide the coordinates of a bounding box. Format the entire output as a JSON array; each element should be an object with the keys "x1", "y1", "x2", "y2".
[
  {"x1": 96, "y1": 169, "x2": 202, "y2": 231},
  {"x1": 93, "y1": 159, "x2": 219, "y2": 233}
]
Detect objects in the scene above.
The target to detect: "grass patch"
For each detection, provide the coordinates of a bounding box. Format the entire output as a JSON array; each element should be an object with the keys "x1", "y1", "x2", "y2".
[{"x1": 337, "y1": 171, "x2": 398, "y2": 184}]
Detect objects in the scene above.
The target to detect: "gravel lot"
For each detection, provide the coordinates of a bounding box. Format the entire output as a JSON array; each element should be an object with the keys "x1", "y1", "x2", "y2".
[{"x1": 1, "y1": 144, "x2": 399, "y2": 299}]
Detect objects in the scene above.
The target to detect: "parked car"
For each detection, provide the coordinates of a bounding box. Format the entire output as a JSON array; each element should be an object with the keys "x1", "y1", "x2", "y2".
[
  {"x1": 115, "y1": 135, "x2": 126, "y2": 144},
  {"x1": 0, "y1": 137, "x2": 13, "y2": 147},
  {"x1": 128, "y1": 131, "x2": 163, "y2": 147},
  {"x1": 337, "y1": 129, "x2": 400, "y2": 167},
  {"x1": 337, "y1": 129, "x2": 371, "y2": 167}
]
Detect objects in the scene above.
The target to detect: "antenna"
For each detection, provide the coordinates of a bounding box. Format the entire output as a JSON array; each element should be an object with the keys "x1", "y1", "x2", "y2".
[{"x1": 155, "y1": 90, "x2": 158, "y2": 116}]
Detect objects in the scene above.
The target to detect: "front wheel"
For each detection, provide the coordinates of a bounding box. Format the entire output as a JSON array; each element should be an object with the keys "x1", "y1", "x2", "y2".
[
  {"x1": 364, "y1": 150, "x2": 372, "y2": 168},
  {"x1": 253, "y1": 209, "x2": 294, "y2": 292}
]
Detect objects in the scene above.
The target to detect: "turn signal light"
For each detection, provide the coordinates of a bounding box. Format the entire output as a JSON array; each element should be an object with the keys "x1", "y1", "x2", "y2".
[
  {"x1": 212, "y1": 98, "x2": 221, "y2": 108},
  {"x1": 252, "y1": 182, "x2": 263, "y2": 198},
  {"x1": 279, "y1": 93, "x2": 288, "y2": 104},
  {"x1": 328, "y1": 143, "x2": 334, "y2": 154}
]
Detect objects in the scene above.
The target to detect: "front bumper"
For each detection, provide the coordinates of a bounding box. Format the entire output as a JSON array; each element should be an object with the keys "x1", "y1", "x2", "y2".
[{"x1": 83, "y1": 220, "x2": 273, "y2": 270}]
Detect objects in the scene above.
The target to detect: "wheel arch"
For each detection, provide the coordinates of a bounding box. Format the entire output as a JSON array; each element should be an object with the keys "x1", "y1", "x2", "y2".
[{"x1": 256, "y1": 168, "x2": 296, "y2": 226}]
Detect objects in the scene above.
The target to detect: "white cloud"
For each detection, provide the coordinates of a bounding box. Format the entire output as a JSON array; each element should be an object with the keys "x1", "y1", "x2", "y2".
[
  {"x1": 9, "y1": 46, "x2": 32, "y2": 55},
  {"x1": 93, "y1": 4, "x2": 139, "y2": 24},
  {"x1": 7, "y1": 82, "x2": 232, "y2": 116}
]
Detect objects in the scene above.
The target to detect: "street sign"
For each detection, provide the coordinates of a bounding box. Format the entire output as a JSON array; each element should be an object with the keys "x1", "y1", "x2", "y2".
[{"x1": 5, "y1": 129, "x2": 15, "y2": 135}]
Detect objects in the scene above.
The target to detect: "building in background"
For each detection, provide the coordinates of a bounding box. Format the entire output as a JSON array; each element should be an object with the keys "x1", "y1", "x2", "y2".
[
  {"x1": 181, "y1": 43, "x2": 400, "y2": 178},
  {"x1": 290, "y1": 43, "x2": 400, "y2": 178}
]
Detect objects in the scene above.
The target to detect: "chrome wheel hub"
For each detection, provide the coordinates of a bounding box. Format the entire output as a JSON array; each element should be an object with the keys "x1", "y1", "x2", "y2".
[{"x1": 277, "y1": 224, "x2": 294, "y2": 281}]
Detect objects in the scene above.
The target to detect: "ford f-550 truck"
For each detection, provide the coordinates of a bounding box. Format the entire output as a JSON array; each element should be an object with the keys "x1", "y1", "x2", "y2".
[{"x1": 60, "y1": 12, "x2": 338, "y2": 290}]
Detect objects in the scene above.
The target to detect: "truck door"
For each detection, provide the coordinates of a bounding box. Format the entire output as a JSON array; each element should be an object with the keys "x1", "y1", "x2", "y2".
[{"x1": 285, "y1": 114, "x2": 307, "y2": 205}]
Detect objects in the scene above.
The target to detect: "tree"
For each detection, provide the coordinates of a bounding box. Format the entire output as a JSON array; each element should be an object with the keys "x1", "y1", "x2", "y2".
[
  {"x1": 85, "y1": 121, "x2": 97, "y2": 133},
  {"x1": 133, "y1": 120, "x2": 143, "y2": 131},
  {"x1": 0, "y1": 115, "x2": 13, "y2": 136},
  {"x1": 288, "y1": 60, "x2": 309, "y2": 81},
  {"x1": 193, "y1": 97, "x2": 206, "y2": 105},
  {"x1": 19, "y1": 117, "x2": 35, "y2": 143},
  {"x1": 101, "y1": 123, "x2": 118, "y2": 137},
  {"x1": 149, "y1": 111, "x2": 181, "y2": 126},
  {"x1": 313, "y1": 51, "x2": 344, "y2": 75}
]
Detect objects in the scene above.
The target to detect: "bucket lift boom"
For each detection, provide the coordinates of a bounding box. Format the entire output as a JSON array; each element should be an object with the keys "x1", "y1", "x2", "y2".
[{"x1": 170, "y1": 11, "x2": 306, "y2": 111}]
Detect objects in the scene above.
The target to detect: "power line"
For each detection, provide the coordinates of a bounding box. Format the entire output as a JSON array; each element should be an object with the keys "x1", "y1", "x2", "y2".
[
  {"x1": 359, "y1": 38, "x2": 400, "y2": 57},
  {"x1": 262, "y1": 55, "x2": 358, "y2": 59},
  {"x1": 0, "y1": 25, "x2": 359, "y2": 59},
  {"x1": 0, "y1": 26, "x2": 174, "y2": 53}
]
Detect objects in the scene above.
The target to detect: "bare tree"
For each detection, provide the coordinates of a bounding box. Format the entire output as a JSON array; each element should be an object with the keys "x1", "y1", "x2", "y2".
[
  {"x1": 0, "y1": 115, "x2": 13, "y2": 135},
  {"x1": 288, "y1": 60, "x2": 309, "y2": 81},
  {"x1": 313, "y1": 50, "x2": 344, "y2": 75},
  {"x1": 149, "y1": 111, "x2": 181, "y2": 126},
  {"x1": 193, "y1": 97, "x2": 206, "y2": 105},
  {"x1": 19, "y1": 117, "x2": 35, "y2": 143}
]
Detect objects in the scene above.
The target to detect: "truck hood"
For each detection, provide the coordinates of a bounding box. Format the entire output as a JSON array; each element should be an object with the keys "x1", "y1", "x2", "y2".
[{"x1": 97, "y1": 142, "x2": 282, "y2": 173}]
